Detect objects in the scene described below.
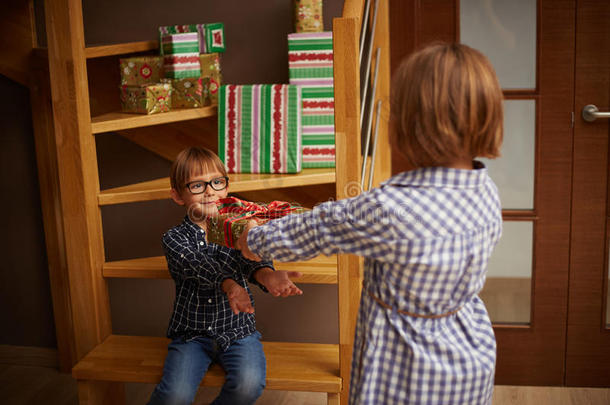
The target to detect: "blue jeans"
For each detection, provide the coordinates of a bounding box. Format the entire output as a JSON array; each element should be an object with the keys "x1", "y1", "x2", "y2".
[{"x1": 147, "y1": 332, "x2": 266, "y2": 405}]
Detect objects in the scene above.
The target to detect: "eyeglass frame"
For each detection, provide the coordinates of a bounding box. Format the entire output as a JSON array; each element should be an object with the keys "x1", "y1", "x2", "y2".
[{"x1": 184, "y1": 176, "x2": 229, "y2": 194}]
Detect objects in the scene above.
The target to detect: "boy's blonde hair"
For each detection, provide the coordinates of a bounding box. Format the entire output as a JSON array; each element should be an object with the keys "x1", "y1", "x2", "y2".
[
  {"x1": 170, "y1": 147, "x2": 228, "y2": 190},
  {"x1": 391, "y1": 42, "x2": 503, "y2": 167}
]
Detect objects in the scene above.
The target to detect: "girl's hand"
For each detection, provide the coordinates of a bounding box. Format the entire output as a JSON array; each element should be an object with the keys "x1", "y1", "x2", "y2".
[
  {"x1": 222, "y1": 279, "x2": 254, "y2": 315},
  {"x1": 236, "y1": 220, "x2": 262, "y2": 262}
]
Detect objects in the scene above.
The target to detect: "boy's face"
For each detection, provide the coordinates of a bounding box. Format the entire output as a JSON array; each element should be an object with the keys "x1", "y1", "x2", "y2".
[{"x1": 170, "y1": 170, "x2": 229, "y2": 222}]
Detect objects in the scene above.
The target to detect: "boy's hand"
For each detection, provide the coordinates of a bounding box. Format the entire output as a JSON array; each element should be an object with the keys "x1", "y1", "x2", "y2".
[
  {"x1": 236, "y1": 220, "x2": 262, "y2": 262},
  {"x1": 255, "y1": 268, "x2": 303, "y2": 297},
  {"x1": 222, "y1": 279, "x2": 254, "y2": 315}
]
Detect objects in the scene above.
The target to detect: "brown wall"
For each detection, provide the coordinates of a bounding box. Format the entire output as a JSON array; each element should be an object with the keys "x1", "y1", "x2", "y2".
[{"x1": 0, "y1": 74, "x2": 56, "y2": 347}]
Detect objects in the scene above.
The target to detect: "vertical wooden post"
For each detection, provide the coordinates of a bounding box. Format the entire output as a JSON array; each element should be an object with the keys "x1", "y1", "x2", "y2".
[
  {"x1": 29, "y1": 52, "x2": 75, "y2": 372},
  {"x1": 43, "y1": 0, "x2": 113, "y2": 371},
  {"x1": 333, "y1": 15, "x2": 362, "y2": 405}
]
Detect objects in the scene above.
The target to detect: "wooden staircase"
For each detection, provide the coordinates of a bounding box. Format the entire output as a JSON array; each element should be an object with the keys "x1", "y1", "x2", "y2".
[{"x1": 30, "y1": 0, "x2": 391, "y2": 404}]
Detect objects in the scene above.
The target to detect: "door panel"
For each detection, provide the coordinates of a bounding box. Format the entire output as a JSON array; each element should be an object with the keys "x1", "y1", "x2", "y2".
[{"x1": 566, "y1": 0, "x2": 610, "y2": 386}]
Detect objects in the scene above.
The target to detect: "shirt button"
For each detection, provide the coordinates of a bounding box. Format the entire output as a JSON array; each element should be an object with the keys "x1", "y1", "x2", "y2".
[
  {"x1": 180, "y1": 254, "x2": 184, "y2": 258},
  {"x1": 208, "y1": 298, "x2": 212, "y2": 303},
  {"x1": 208, "y1": 326, "x2": 212, "y2": 330},
  {"x1": 199, "y1": 241, "x2": 204, "y2": 246}
]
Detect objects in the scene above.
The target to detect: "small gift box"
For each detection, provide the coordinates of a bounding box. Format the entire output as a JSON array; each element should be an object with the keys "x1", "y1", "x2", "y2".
[
  {"x1": 288, "y1": 32, "x2": 335, "y2": 168},
  {"x1": 162, "y1": 32, "x2": 201, "y2": 79},
  {"x1": 162, "y1": 77, "x2": 209, "y2": 108},
  {"x1": 204, "y1": 22, "x2": 226, "y2": 53},
  {"x1": 120, "y1": 56, "x2": 164, "y2": 86},
  {"x1": 294, "y1": 0, "x2": 324, "y2": 33},
  {"x1": 199, "y1": 53, "x2": 222, "y2": 104},
  {"x1": 159, "y1": 23, "x2": 225, "y2": 54},
  {"x1": 218, "y1": 84, "x2": 302, "y2": 174},
  {"x1": 120, "y1": 83, "x2": 172, "y2": 114},
  {"x1": 206, "y1": 197, "x2": 308, "y2": 248}
]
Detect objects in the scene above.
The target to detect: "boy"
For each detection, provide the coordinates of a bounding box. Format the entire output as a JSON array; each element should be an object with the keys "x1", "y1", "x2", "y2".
[{"x1": 148, "y1": 147, "x2": 302, "y2": 405}]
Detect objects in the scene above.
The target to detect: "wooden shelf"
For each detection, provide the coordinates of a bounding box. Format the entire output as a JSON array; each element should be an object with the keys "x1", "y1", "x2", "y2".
[
  {"x1": 104, "y1": 255, "x2": 338, "y2": 284},
  {"x1": 91, "y1": 106, "x2": 217, "y2": 134},
  {"x1": 72, "y1": 335, "x2": 341, "y2": 393},
  {"x1": 98, "y1": 168, "x2": 336, "y2": 206},
  {"x1": 85, "y1": 40, "x2": 159, "y2": 59}
]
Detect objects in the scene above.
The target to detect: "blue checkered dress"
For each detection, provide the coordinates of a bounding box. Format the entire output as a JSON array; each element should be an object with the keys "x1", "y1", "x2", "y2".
[{"x1": 248, "y1": 162, "x2": 502, "y2": 404}]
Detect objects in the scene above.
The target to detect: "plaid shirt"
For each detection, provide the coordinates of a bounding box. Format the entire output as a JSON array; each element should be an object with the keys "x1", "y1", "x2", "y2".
[
  {"x1": 162, "y1": 216, "x2": 273, "y2": 351},
  {"x1": 249, "y1": 162, "x2": 502, "y2": 404}
]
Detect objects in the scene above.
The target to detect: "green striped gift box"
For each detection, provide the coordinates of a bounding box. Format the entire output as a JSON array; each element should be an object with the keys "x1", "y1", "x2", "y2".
[
  {"x1": 218, "y1": 85, "x2": 302, "y2": 174},
  {"x1": 159, "y1": 23, "x2": 226, "y2": 54},
  {"x1": 288, "y1": 32, "x2": 335, "y2": 168},
  {"x1": 161, "y1": 33, "x2": 201, "y2": 78}
]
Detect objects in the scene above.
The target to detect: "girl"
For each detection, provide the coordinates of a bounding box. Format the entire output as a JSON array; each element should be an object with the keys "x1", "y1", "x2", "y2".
[{"x1": 237, "y1": 43, "x2": 503, "y2": 404}]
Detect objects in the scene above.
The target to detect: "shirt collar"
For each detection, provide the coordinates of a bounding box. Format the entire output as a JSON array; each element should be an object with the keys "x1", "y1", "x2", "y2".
[
  {"x1": 381, "y1": 160, "x2": 488, "y2": 189},
  {"x1": 181, "y1": 215, "x2": 207, "y2": 239}
]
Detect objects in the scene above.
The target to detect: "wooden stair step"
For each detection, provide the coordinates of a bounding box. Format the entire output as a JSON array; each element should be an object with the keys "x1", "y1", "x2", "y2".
[
  {"x1": 91, "y1": 106, "x2": 217, "y2": 134},
  {"x1": 72, "y1": 335, "x2": 341, "y2": 393},
  {"x1": 103, "y1": 255, "x2": 338, "y2": 284},
  {"x1": 98, "y1": 169, "x2": 336, "y2": 206}
]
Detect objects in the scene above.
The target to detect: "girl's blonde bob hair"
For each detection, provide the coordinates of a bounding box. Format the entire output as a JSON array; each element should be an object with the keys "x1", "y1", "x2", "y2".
[
  {"x1": 170, "y1": 146, "x2": 228, "y2": 191},
  {"x1": 391, "y1": 42, "x2": 503, "y2": 167}
]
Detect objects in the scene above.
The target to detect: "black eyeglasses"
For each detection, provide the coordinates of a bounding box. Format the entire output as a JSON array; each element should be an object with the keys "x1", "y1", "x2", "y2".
[{"x1": 185, "y1": 176, "x2": 229, "y2": 194}]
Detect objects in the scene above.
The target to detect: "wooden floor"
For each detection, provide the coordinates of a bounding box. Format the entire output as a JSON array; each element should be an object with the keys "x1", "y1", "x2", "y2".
[{"x1": 1, "y1": 364, "x2": 609, "y2": 405}]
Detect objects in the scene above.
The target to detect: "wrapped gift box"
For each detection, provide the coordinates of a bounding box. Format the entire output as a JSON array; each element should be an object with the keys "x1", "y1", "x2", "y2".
[
  {"x1": 218, "y1": 84, "x2": 302, "y2": 174},
  {"x1": 204, "y1": 22, "x2": 226, "y2": 53},
  {"x1": 206, "y1": 197, "x2": 307, "y2": 248},
  {"x1": 288, "y1": 32, "x2": 335, "y2": 168},
  {"x1": 159, "y1": 23, "x2": 225, "y2": 54},
  {"x1": 120, "y1": 83, "x2": 172, "y2": 114},
  {"x1": 294, "y1": 0, "x2": 323, "y2": 32},
  {"x1": 162, "y1": 32, "x2": 201, "y2": 78},
  {"x1": 199, "y1": 53, "x2": 222, "y2": 104},
  {"x1": 120, "y1": 56, "x2": 163, "y2": 86},
  {"x1": 162, "y1": 77, "x2": 209, "y2": 108}
]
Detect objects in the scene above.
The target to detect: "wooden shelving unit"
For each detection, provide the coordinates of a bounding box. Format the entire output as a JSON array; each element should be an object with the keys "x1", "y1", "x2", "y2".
[{"x1": 40, "y1": 0, "x2": 390, "y2": 404}]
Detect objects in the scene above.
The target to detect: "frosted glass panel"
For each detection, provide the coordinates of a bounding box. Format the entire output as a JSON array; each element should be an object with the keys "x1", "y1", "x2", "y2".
[
  {"x1": 460, "y1": 0, "x2": 536, "y2": 89},
  {"x1": 480, "y1": 221, "x2": 533, "y2": 324},
  {"x1": 480, "y1": 100, "x2": 535, "y2": 210}
]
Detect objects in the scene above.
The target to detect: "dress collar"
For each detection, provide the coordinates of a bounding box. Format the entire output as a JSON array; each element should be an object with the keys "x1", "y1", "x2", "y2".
[{"x1": 381, "y1": 160, "x2": 488, "y2": 189}]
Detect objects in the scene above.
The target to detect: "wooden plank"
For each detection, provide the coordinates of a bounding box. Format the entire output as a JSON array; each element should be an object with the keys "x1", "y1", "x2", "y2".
[
  {"x1": 91, "y1": 106, "x2": 218, "y2": 134},
  {"x1": 85, "y1": 40, "x2": 158, "y2": 59},
  {"x1": 333, "y1": 15, "x2": 362, "y2": 405},
  {"x1": 0, "y1": 0, "x2": 37, "y2": 85},
  {"x1": 78, "y1": 380, "x2": 125, "y2": 405},
  {"x1": 103, "y1": 255, "x2": 338, "y2": 284},
  {"x1": 342, "y1": 0, "x2": 365, "y2": 20},
  {"x1": 29, "y1": 55, "x2": 76, "y2": 372},
  {"x1": 44, "y1": 0, "x2": 113, "y2": 365},
  {"x1": 97, "y1": 169, "x2": 336, "y2": 206},
  {"x1": 72, "y1": 335, "x2": 341, "y2": 393}
]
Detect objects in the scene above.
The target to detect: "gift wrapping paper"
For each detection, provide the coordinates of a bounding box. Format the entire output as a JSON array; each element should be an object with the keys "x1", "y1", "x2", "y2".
[
  {"x1": 120, "y1": 56, "x2": 163, "y2": 86},
  {"x1": 218, "y1": 84, "x2": 302, "y2": 174},
  {"x1": 161, "y1": 77, "x2": 209, "y2": 108},
  {"x1": 199, "y1": 53, "x2": 222, "y2": 104},
  {"x1": 288, "y1": 32, "x2": 335, "y2": 168},
  {"x1": 294, "y1": 0, "x2": 324, "y2": 32},
  {"x1": 205, "y1": 23, "x2": 226, "y2": 53},
  {"x1": 159, "y1": 23, "x2": 225, "y2": 54},
  {"x1": 162, "y1": 32, "x2": 201, "y2": 78},
  {"x1": 206, "y1": 197, "x2": 307, "y2": 248},
  {"x1": 120, "y1": 83, "x2": 172, "y2": 114}
]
